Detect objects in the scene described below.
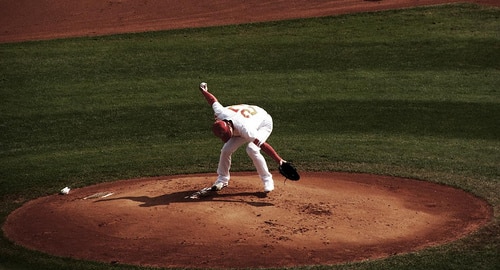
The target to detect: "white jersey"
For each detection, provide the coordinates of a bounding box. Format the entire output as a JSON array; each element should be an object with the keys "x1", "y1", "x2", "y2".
[{"x1": 212, "y1": 102, "x2": 271, "y2": 144}]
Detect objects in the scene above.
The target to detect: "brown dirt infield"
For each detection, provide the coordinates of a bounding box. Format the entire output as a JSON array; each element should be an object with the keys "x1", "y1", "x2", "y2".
[
  {"x1": 0, "y1": 0, "x2": 498, "y2": 43},
  {"x1": 3, "y1": 172, "x2": 491, "y2": 268},
  {"x1": 1, "y1": 0, "x2": 496, "y2": 268}
]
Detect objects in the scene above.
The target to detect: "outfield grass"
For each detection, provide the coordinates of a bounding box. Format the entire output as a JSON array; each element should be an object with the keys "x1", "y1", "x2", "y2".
[{"x1": 0, "y1": 3, "x2": 499, "y2": 270}]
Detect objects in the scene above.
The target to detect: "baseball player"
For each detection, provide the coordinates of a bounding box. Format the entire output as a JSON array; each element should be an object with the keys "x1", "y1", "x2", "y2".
[{"x1": 199, "y1": 82, "x2": 286, "y2": 193}]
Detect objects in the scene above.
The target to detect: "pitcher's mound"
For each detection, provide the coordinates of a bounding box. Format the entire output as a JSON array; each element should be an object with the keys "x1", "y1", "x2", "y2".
[{"x1": 3, "y1": 172, "x2": 491, "y2": 268}]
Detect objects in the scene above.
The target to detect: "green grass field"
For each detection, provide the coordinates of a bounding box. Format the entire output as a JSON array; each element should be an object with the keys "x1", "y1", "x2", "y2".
[{"x1": 1, "y1": 3, "x2": 499, "y2": 270}]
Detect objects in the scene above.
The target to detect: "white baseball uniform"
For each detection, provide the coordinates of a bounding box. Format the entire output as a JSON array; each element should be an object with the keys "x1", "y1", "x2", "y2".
[{"x1": 212, "y1": 102, "x2": 274, "y2": 186}]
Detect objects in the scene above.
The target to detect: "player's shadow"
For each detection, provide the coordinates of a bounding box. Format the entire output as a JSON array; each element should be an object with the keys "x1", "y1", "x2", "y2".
[{"x1": 95, "y1": 190, "x2": 273, "y2": 207}]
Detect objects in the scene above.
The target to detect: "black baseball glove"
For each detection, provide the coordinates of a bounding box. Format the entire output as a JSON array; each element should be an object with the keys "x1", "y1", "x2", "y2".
[{"x1": 279, "y1": 161, "x2": 300, "y2": 181}]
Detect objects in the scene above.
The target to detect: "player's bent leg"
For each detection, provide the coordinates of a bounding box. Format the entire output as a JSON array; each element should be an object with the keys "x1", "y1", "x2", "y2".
[
  {"x1": 216, "y1": 137, "x2": 247, "y2": 185},
  {"x1": 246, "y1": 143, "x2": 274, "y2": 192}
]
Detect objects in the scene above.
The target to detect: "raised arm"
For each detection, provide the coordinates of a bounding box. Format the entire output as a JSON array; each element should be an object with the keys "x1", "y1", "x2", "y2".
[{"x1": 199, "y1": 82, "x2": 217, "y2": 106}]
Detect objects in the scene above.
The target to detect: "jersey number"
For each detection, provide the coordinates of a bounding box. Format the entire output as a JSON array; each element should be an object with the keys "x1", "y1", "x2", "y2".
[{"x1": 228, "y1": 105, "x2": 257, "y2": 118}]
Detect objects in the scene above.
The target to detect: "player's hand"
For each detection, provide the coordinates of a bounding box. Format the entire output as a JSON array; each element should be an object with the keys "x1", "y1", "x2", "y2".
[{"x1": 199, "y1": 82, "x2": 208, "y2": 91}]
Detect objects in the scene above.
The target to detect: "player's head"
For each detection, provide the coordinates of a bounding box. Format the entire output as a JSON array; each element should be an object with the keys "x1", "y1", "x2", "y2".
[{"x1": 212, "y1": 120, "x2": 233, "y2": 143}]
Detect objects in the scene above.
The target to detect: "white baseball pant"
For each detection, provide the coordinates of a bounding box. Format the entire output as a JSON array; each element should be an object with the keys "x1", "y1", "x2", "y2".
[{"x1": 216, "y1": 115, "x2": 273, "y2": 186}]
